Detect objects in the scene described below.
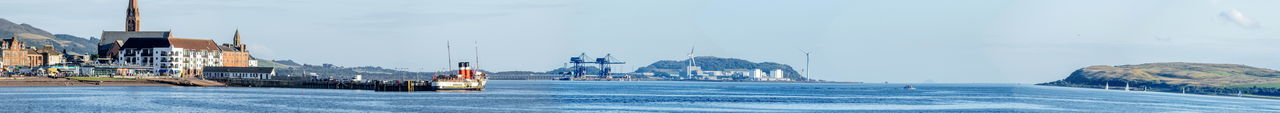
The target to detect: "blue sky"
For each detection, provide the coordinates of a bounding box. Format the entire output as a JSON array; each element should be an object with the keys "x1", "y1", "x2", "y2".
[{"x1": 1, "y1": 0, "x2": 1277, "y2": 83}]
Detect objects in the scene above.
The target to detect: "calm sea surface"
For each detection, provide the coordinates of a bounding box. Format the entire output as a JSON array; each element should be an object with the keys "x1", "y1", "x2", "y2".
[{"x1": 1, "y1": 80, "x2": 1278, "y2": 113}]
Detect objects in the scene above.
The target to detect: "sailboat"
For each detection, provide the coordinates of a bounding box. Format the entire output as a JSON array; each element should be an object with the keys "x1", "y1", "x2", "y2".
[{"x1": 1124, "y1": 83, "x2": 1130, "y2": 91}]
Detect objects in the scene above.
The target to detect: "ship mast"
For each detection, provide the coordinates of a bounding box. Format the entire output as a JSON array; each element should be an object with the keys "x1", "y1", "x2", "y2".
[
  {"x1": 474, "y1": 41, "x2": 479, "y2": 71},
  {"x1": 446, "y1": 41, "x2": 452, "y2": 69}
]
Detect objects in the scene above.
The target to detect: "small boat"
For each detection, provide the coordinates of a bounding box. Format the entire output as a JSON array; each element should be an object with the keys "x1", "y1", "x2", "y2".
[{"x1": 903, "y1": 85, "x2": 916, "y2": 90}]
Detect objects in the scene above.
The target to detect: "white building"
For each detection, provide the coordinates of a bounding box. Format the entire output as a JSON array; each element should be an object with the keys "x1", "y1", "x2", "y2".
[
  {"x1": 202, "y1": 66, "x2": 275, "y2": 80},
  {"x1": 685, "y1": 66, "x2": 702, "y2": 77},
  {"x1": 772, "y1": 69, "x2": 784, "y2": 78},
  {"x1": 116, "y1": 38, "x2": 223, "y2": 78},
  {"x1": 753, "y1": 69, "x2": 766, "y2": 79},
  {"x1": 98, "y1": 31, "x2": 170, "y2": 58},
  {"x1": 703, "y1": 71, "x2": 725, "y2": 77},
  {"x1": 724, "y1": 69, "x2": 754, "y2": 78}
]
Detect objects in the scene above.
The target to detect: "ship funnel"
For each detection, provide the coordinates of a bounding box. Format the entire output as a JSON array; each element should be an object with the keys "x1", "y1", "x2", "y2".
[{"x1": 458, "y1": 62, "x2": 473, "y2": 79}]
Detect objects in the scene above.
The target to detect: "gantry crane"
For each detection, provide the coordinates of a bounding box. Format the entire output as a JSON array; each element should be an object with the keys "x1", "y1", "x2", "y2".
[
  {"x1": 568, "y1": 53, "x2": 592, "y2": 78},
  {"x1": 567, "y1": 53, "x2": 625, "y2": 78},
  {"x1": 595, "y1": 54, "x2": 625, "y2": 78}
]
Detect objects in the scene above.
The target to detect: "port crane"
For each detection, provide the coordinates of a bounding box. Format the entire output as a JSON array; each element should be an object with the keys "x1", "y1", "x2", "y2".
[
  {"x1": 568, "y1": 53, "x2": 591, "y2": 78},
  {"x1": 595, "y1": 54, "x2": 625, "y2": 78},
  {"x1": 567, "y1": 53, "x2": 625, "y2": 78}
]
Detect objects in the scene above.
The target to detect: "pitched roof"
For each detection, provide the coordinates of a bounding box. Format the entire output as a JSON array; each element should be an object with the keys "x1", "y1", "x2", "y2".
[
  {"x1": 119, "y1": 38, "x2": 222, "y2": 51},
  {"x1": 218, "y1": 45, "x2": 243, "y2": 52},
  {"x1": 119, "y1": 38, "x2": 169, "y2": 48},
  {"x1": 169, "y1": 38, "x2": 220, "y2": 51},
  {"x1": 35, "y1": 47, "x2": 61, "y2": 55},
  {"x1": 99, "y1": 31, "x2": 169, "y2": 46},
  {"x1": 217, "y1": 45, "x2": 236, "y2": 51},
  {"x1": 202, "y1": 66, "x2": 274, "y2": 73}
]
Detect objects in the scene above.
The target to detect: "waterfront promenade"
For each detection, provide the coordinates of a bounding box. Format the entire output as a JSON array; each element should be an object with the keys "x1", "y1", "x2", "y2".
[{"x1": 0, "y1": 77, "x2": 177, "y2": 87}]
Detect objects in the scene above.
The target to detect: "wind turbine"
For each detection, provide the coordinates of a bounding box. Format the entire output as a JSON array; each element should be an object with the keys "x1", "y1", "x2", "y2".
[
  {"x1": 688, "y1": 46, "x2": 696, "y2": 67},
  {"x1": 687, "y1": 46, "x2": 697, "y2": 77},
  {"x1": 800, "y1": 49, "x2": 811, "y2": 80}
]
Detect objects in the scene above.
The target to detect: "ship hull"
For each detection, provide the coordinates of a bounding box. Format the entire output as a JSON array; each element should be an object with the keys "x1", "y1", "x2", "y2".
[{"x1": 431, "y1": 79, "x2": 487, "y2": 91}]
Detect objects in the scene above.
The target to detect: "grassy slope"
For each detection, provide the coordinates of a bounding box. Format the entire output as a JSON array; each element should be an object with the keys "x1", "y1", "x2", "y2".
[{"x1": 1228, "y1": 83, "x2": 1280, "y2": 88}]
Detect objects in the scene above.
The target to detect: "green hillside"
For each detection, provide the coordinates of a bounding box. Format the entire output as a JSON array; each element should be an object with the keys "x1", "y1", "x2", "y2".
[
  {"x1": 1039, "y1": 62, "x2": 1280, "y2": 98},
  {"x1": 634, "y1": 56, "x2": 807, "y2": 80},
  {"x1": 0, "y1": 18, "x2": 98, "y2": 54}
]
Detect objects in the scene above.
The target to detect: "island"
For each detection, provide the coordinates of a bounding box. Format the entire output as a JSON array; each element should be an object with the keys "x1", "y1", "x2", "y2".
[{"x1": 1038, "y1": 62, "x2": 1280, "y2": 99}]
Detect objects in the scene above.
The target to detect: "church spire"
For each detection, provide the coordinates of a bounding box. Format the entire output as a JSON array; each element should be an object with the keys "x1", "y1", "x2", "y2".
[
  {"x1": 9, "y1": 36, "x2": 19, "y2": 49},
  {"x1": 126, "y1": 0, "x2": 140, "y2": 32},
  {"x1": 233, "y1": 29, "x2": 241, "y2": 46},
  {"x1": 232, "y1": 30, "x2": 247, "y2": 52}
]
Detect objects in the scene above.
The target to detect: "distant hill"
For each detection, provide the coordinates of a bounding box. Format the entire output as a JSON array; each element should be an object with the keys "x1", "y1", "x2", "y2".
[
  {"x1": 634, "y1": 56, "x2": 807, "y2": 80},
  {"x1": 1042, "y1": 62, "x2": 1280, "y2": 87},
  {"x1": 547, "y1": 66, "x2": 602, "y2": 74},
  {"x1": 0, "y1": 18, "x2": 98, "y2": 54},
  {"x1": 1039, "y1": 62, "x2": 1280, "y2": 98},
  {"x1": 256, "y1": 60, "x2": 301, "y2": 68},
  {"x1": 258, "y1": 59, "x2": 434, "y2": 80},
  {"x1": 259, "y1": 59, "x2": 507, "y2": 80}
]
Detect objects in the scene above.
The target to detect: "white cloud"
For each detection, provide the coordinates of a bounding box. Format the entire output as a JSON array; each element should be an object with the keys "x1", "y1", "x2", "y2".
[{"x1": 1219, "y1": 9, "x2": 1260, "y2": 28}]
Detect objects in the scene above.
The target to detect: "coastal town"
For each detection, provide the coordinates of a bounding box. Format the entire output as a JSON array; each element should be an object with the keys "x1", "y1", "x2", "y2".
[
  {"x1": 8, "y1": 0, "x2": 1280, "y2": 112},
  {"x1": 0, "y1": 0, "x2": 489, "y2": 91},
  {"x1": 0, "y1": 0, "x2": 821, "y2": 89},
  {"x1": 1, "y1": 0, "x2": 272, "y2": 87}
]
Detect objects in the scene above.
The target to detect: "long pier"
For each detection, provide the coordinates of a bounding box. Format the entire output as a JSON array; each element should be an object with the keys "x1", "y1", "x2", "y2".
[
  {"x1": 208, "y1": 78, "x2": 435, "y2": 92},
  {"x1": 147, "y1": 79, "x2": 227, "y2": 86}
]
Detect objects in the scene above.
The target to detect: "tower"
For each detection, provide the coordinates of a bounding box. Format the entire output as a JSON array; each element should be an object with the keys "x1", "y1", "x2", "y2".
[
  {"x1": 125, "y1": 0, "x2": 140, "y2": 32},
  {"x1": 8, "y1": 36, "x2": 20, "y2": 49},
  {"x1": 232, "y1": 30, "x2": 245, "y2": 51},
  {"x1": 233, "y1": 30, "x2": 241, "y2": 46}
]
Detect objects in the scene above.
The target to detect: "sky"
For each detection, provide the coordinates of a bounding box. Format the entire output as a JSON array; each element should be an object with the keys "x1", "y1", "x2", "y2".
[{"x1": 1, "y1": 0, "x2": 1278, "y2": 83}]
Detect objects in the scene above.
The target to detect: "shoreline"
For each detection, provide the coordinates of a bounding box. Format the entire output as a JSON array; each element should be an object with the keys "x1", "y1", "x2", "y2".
[
  {"x1": 0, "y1": 77, "x2": 179, "y2": 87},
  {"x1": 1036, "y1": 84, "x2": 1280, "y2": 100},
  {"x1": 0, "y1": 77, "x2": 857, "y2": 88},
  {"x1": 529, "y1": 79, "x2": 860, "y2": 84}
]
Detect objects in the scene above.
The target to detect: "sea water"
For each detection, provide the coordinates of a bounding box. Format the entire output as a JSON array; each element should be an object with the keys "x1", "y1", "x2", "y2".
[{"x1": 1, "y1": 80, "x2": 1277, "y2": 113}]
